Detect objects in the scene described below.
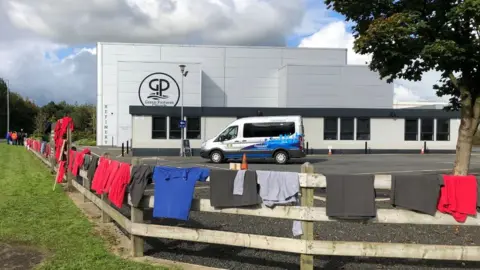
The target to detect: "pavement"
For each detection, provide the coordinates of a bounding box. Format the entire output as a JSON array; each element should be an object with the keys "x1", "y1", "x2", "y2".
[{"x1": 76, "y1": 146, "x2": 480, "y2": 269}]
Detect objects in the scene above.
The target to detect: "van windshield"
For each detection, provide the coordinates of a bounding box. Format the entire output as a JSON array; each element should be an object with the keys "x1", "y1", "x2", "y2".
[{"x1": 216, "y1": 126, "x2": 238, "y2": 141}]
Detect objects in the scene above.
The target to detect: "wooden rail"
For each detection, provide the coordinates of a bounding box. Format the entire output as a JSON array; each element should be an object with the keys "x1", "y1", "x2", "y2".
[{"x1": 27, "y1": 144, "x2": 480, "y2": 270}]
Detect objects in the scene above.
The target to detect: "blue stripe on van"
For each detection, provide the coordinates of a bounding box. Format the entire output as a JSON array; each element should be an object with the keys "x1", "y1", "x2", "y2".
[{"x1": 224, "y1": 153, "x2": 271, "y2": 159}]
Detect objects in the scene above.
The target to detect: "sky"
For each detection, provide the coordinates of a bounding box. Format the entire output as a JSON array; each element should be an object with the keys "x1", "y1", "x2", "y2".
[{"x1": 0, "y1": 0, "x2": 446, "y2": 106}]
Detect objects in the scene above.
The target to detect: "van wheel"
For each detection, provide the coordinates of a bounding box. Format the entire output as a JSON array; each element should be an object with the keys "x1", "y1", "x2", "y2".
[
  {"x1": 210, "y1": 150, "x2": 224, "y2": 164},
  {"x1": 274, "y1": 150, "x2": 288, "y2": 165}
]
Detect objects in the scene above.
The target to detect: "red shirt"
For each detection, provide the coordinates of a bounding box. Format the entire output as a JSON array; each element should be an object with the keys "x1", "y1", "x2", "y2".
[
  {"x1": 437, "y1": 174, "x2": 477, "y2": 223},
  {"x1": 101, "y1": 160, "x2": 120, "y2": 194},
  {"x1": 72, "y1": 149, "x2": 91, "y2": 176},
  {"x1": 108, "y1": 163, "x2": 131, "y2": 208},
  {"x1": 56, "y1": 161, "x2": 66, "y2": 183},
  {"x1": 91, "y1": 157, "x2": 110, "y2": 194}
]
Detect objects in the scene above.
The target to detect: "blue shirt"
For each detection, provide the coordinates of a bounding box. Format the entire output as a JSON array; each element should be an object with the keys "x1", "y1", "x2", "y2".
[{"x1": 153, "y1": 166, "x2": 210, "y2": 220}]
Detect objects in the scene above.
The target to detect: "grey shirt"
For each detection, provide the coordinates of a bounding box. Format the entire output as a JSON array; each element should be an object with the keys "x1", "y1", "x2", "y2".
[
  {"x1": 326, "y1": 174, "x2": 376, "y2": 219},
  {"x1": 128, "y1": 165, "x2": 154, "y2": 207},
  {"x1": 210, "y1": 169, "x2": 262, "y2": 208},
  {"x1": 390, "y1": 174, "x2": 443, "y2": 216}
]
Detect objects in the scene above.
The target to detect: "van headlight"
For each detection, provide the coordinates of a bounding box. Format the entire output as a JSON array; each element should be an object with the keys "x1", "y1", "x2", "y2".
[{"x1": 201, "y1": 141, "x2": 206, "y2": 148}]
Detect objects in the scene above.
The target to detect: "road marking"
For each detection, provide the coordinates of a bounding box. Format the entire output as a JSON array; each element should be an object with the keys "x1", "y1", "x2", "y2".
[
  {"x1": 195, "y1": 186, "x2": 210, "y2": 190},
  {"x1": 195, "y1": 164, "x2": 230, "y2": 170}
]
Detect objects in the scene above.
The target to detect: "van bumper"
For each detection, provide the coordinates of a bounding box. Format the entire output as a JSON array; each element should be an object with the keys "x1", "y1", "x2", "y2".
[
  {"x1": 288, "y1": 149, "x2": 307, "y2": 158},
  {"x1": 200, "y1": 150, "x2": 209, "y2": 159}
]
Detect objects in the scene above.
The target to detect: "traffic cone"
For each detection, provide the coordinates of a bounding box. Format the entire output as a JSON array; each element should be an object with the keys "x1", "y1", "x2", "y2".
[
  {"x1": 328, "y1": 149, "x2": 332, "y2": 155},
  {"x1": 241, "y1": 153, "x2": 248, "y2": 170}
]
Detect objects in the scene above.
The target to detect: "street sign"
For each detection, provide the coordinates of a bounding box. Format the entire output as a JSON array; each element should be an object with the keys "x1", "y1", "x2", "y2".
[{"x1": 179, "y1": 120, "x2": 186, "y2": 129}]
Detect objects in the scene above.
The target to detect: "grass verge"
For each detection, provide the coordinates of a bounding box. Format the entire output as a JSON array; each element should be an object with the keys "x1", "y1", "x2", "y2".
[{"x1": 0, "y1": 143, "x2": 168, "y2": 270}]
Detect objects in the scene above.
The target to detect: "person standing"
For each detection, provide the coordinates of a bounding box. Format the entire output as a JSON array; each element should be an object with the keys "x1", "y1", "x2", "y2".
[
  {"x1": 5, "y1": 131, "x2": 11, "y2": 144},
  {"x1": 11, "y1": 131, "x2": 17, "y2": 145},
  {"x1": 18, "y1": 129, "x2": 24, "y2": 146}
]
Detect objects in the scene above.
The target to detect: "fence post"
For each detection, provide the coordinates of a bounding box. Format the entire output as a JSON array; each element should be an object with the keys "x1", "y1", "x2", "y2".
[
  {"x1": 126, "y1": 140, "x2": 129, "y2": 154},
  {"x1": 300, "y1": 162, "x2": 314, "y2": 270},
  {"x1": 65, "y1": 125, "x2": 73, "y2": 190},
  {"x1": 130, "y1": 157, "x2": 144, "y2": 257},
  {"x1": 100, "y1": 192, "x2": 112, "y2": 223}
]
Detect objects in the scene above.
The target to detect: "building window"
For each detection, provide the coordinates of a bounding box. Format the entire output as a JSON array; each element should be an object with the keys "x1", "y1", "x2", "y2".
[
  {"x1": 169, "y1": 116, "x2": 181, "y2": 139},
  {"x1": 152, "y1": 117, "x2": 167, "y2": 139},
  {"x1": 356, "y1": 118, "x2": 371, "y2": 140},
  {"x1": 243, "y1": 122, "x2": 295, "y2": 138},
  {"x1": 186, "y1": 117, "x2": 201, "y2": 139},
  {"x1": 405, "y1": 119, "x2": 418, "y2": 141},
  {"x1": 324, "y1": 118, "x2": 338, "y2": 140},
  {"x1": 436, "y1": 119, "x2": 450, "y2": 141},
  {"x1": 340, "y1": 118, "x2": 354, "y2": 140},
  {"x1": 421, "y1": 118, "x2": 434, "y2": 141}
]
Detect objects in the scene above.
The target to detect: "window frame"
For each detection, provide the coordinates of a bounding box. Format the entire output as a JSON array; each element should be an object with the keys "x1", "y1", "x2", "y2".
[
  {"x1": 186, "y1": 117, "x2": 201, "y2": 140},
  {"x1": 151, "y1": 116, "x2": 167, "y2": 139},
  {"x1": 420, "y1": 118, "x2": 434, "y2": 141},
  {"x1": 436, "y1": 119, "x2": 450, "y2": 141},
  {"x1": 340, "y1": 117, "x2": 355, "y2": 140},
  {"x1": 324, "y1": 117, "x2": 338, "y2": 140},
  {"x1": 356, "y1": 118, "x2": 371, "y2": 140},
  {"x1": 169, "y1": 116, "x2": 182, "y2": 140},
  {"x1": 404, "y1": 118, "x2": 419, "y2": 141}
]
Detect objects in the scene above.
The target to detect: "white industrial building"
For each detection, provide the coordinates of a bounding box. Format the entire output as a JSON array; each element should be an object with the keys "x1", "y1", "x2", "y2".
[{"x1": 96, "y1": 42, "x2": 459, "y2": 156}]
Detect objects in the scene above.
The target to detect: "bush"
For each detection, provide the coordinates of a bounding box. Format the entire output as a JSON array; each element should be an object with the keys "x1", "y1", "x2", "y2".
[{"x1": 72, "y1": 130, "x2": 95, "y2": 142}]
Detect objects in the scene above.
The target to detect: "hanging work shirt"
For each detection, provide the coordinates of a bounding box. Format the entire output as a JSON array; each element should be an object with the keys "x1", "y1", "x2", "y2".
[{"x1": 153, "y1": 166, "x2": 210, "y2": 221}]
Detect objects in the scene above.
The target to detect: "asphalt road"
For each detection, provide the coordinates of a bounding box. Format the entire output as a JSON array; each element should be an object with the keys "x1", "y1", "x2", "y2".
[{"x1": 79, "y1": 147, "x2": 480, "y2": 269}]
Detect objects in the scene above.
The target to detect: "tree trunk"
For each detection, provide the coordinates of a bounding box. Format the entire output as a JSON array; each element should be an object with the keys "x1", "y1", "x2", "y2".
[{"x1": 453, "y1": 101, "x2": 480, "y2": 175}]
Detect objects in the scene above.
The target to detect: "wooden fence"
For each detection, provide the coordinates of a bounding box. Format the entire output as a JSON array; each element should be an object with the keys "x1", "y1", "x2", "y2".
[{"x1": 26, "y1": 141, "x2": 480, "y2": 270}]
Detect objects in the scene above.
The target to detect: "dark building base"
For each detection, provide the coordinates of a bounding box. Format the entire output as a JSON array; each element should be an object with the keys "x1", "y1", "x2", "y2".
[{"x1": 132, "y1": 148, "x2": 455, "y2": 157}]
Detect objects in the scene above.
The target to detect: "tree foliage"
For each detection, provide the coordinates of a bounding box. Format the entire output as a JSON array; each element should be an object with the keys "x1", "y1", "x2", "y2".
[
  {"x1": 0, "y1": 78, "x2": 96, "y2": 142},
  {"x1": 0, "y1": 79, "x2": 39, "y2": 135},
  {"x1": 325, "y1": 0, "x2": 480, "y2": 175}
]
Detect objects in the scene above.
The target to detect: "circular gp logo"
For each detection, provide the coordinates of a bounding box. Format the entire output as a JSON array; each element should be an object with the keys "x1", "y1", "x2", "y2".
[{"x1": 138, "y1": 72, "x2": 180, "y2": 107}]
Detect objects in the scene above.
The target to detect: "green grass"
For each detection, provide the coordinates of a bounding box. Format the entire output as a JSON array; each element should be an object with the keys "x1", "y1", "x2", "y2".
[
  {"x1": 75, "y1": 138, "x2": 97, "y2": 146},
  {"x1": 0, "y1": 144, "x2": 168, "y2": 270}
]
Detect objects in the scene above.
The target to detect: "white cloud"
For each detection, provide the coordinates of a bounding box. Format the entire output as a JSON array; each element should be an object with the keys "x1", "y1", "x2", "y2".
[
  {"x1": 0, "y1": 0, "x2": 311, "y2": 105},
  {"x1": 0, "y1": 0, "x2": 449, "y2": 105},
  {"x1": 299, "y1": 21, "x2": 448, "y2": 103},
  {"x1": 5, "y1": 0, "x2": 305, "y2": 46}
]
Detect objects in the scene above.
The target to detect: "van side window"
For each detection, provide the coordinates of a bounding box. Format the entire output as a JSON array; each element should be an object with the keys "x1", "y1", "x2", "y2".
[
  {"x1": 243, "y1": 122, "x2": 295, "y2": 138},
  {"x1": 215, "y1": 126, "x2": 238, "y2": 142}
]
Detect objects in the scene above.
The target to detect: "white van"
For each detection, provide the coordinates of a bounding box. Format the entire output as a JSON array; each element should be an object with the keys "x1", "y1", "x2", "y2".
[{"x1": 200, "y1": 116, "x2": 306, "y2": 164}]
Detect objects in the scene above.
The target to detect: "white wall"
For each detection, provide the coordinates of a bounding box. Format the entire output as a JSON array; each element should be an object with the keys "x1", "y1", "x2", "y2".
[
  {"x1": 98, "y1": 43, "x2": 350, "y2": 146},
  {"x1": 285, "y1": 65, "x2": 393, "y2": 108},
  {"x1": 116, "y1": 61, "x2": 201, "y2": 145}
]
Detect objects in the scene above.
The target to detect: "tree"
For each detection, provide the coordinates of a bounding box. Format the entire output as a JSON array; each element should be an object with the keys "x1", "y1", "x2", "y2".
[
  {"x1": 34, "y1": 110, "x2": 48, "y2": 136},
  {"x1": 325, "y1": 0, "x2": 480, "y2": 175},
  {"x1": 0, "y1": 78, "x2": 39, "y2": 135}
]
